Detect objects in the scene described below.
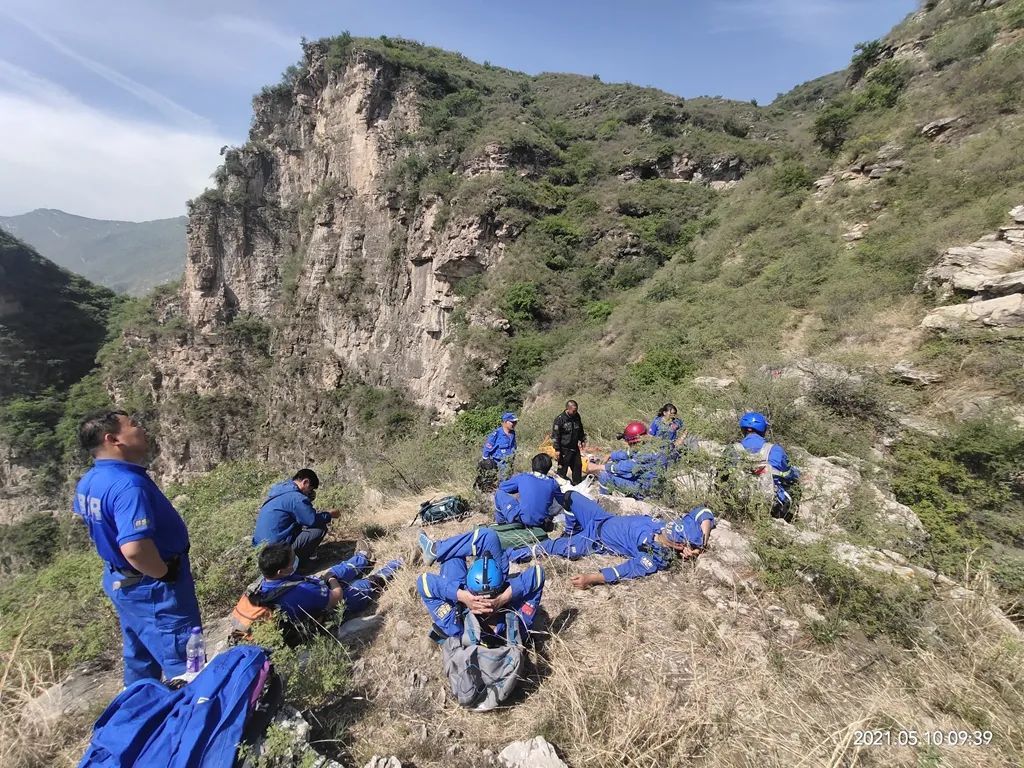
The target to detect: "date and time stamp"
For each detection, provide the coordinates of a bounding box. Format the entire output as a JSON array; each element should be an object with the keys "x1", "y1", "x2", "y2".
[{"x1": 853, "y1": 729, "x2": 994, "y2": 748}]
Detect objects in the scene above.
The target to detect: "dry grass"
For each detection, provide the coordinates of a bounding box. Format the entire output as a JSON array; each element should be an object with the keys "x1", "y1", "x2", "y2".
[
  {"x1": 0, "y1": 629, "x2": 90, "y2": 768},
  {"x1": 6, "y1": 491, "x2": 1022, "y2": 768},
  {"x1": 313, "y1": 494, "x2": 1024, "y2": 768}
]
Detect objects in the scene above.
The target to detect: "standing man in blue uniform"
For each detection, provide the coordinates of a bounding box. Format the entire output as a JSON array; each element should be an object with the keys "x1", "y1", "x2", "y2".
[
  {"x1": 416, "y1": 526, "x2": 545, "y2": 641},
  {"x1": 481, "y1": 412, "x2": 518, "y2": 481},
  {"x1": 73, "y1": 410, "x2": 201, "y2": 686},
  {"x1": 508, "y1": 491, "x2": 716, "y2": 589},
  {"x1": 733, "y1": 411, "x2": 800, "y2": 521},
  {"x1": 494, "y1": 453, "x2": 565, "y2": 530},
  {"x1": 252, "y1": 469, "x2": 341, "y2": 563}
]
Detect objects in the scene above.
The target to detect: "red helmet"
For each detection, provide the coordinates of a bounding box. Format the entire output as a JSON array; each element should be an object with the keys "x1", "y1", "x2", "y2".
[{"x1": 622, "y1": 421, "x2": 648, "y2": 444}]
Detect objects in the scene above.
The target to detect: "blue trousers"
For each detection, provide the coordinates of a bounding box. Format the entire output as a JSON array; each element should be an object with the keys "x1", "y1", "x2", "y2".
[
  {"x1": 104, "y1": 557, "x2": 202, "y2": 686},
  {"x1": 417, "y1": 527, "x2": 544, "y2": 638},
  {"x1": 329, "y1": 554, "x2": 403, "y2": 614}
]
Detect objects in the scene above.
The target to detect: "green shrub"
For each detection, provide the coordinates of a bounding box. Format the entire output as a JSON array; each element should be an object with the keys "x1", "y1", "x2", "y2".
[
  {"x1": 502, "y1": 282, "x2": 542, "y2": 325},
  {"x1": 249, "y1": 621, "x2": 352, "y2": 711},
  {"x1": 892, "y1": 418, "x2": 1024, "y2": 592},
  {"x1": 224, "y1": 314, "x2": 272, "y2": 354},
  {"x1": 769, "y1": 160, "x2": 813, "y2": 195},
  {"x1": 929, "y1": 15, "x2": 998, "y2": 69},
  {"x1": 753, "y1": 527, "x2": 926, "y2": 646},
  {"x1": 0, "y1": 513, "x2": 61, "y2": 573},
  {"x1": 626, "y1": 348, "x2": 692, "y2": 389},
  {"x1": 451, "y1": 405, "x2": 505, "y2": 440},
  {"x1": 849, "y1": 40, "x2": 887, "y2": 84},
  {"x1": 1008, "y1": 1, "x2": 1024, "y2": 30},
  {"x1": 814, "y1": 102, "x2": 855, "y2": 152}
]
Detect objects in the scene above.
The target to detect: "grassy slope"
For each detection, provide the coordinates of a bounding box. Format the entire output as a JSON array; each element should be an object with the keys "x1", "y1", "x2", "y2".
[{"x1": 4, "y1": 2, "x2": 1024, "y2": 764}]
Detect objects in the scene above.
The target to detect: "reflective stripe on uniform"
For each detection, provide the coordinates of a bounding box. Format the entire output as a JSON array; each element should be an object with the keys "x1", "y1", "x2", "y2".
[{"x1": 419, "y1": 573, "x2": 432, "y2": 598}]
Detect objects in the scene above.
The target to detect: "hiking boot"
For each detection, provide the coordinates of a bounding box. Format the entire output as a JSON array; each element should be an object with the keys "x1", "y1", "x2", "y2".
[
  {"x1": 353, "y1": 537, "x2": 374, "y2": 562},
  {"x1": 418, "y1": 530, "x2": 437, "y2": 566}
]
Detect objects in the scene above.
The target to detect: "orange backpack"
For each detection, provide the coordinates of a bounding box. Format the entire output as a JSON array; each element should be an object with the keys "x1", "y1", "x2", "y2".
[{"x1": 229, "y1": 582, "x2": 299, "y2": 643}]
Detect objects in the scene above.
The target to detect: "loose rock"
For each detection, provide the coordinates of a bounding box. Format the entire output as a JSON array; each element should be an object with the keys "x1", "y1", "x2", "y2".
[{"x1": 499, "y1": 736, "x2": 568, "y2": 768}]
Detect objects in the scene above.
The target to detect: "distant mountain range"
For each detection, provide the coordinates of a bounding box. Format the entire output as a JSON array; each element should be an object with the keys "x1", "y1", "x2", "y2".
[{"x1": 0, "y1": 208, "x2": 186, "y2": 296}]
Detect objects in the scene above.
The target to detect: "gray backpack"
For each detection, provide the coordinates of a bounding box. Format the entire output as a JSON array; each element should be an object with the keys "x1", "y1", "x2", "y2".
[
  {"x1": 440, "y1": 610, "x2": 525, "y2": 711},
  {"x1": 729, "y1": 440, "x2": 780, "y2": 501}
]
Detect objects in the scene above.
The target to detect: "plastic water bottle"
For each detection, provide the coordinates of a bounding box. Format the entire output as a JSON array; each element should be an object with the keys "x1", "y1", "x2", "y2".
[{"x1": 185, "y1": 626, "x2": 206, "y2": 674}]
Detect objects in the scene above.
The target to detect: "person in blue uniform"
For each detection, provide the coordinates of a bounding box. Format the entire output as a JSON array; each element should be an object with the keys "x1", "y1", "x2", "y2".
[
  {"x1": 416, "y1": 526, "x2": 545, "y2": 641},
  {"x1": 252, "y1": 469, "x2": 341, "y2": 562},
  {"x1": 733, "y1": 411, "x2": 800, "y2": 521},
  {"x1": 648, "y1": 403, "x2": 684, "y2": 442},
  {"x1": 494, "y1": 453, "x2": 565, "y2": 530},
  {"x1": 73, "y1": 410, "x2": 202, "y2": 685},
  {"x1": 508, "y1": 491, "x2": 716, "y2": 589},
  {"x1": 255, "y1": 542, "x2": 402, "y2": 624},
  {"x1": 481, "y1": 412, "x2": 518, "y2": 480},
  {"x1": 589, "y1": 422, "x2": 670, "y2": 499}
]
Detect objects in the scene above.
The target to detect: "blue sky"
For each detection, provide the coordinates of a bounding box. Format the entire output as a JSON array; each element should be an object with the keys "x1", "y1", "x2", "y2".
[{"x1": 0, "y1": 0, "x2": 917, "y2": 221}]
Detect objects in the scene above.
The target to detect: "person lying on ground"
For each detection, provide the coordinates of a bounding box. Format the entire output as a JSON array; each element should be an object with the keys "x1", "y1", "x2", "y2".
[
  {"x1": 255, "y1": 541, "x2": 402, "y2": 625},
  {"x1": 417, "y1": 526, "x2": 545, "y2": 643},
  {"x1": 587, "y1": 421, "x2": 672, "y2": 499},
  {"x1": 731, "y1": 411, "x2": 800, "y2": 522},
  {"x1": 494, "y1": 453, "x2": 565, "y2": 530},
  {"x1": 252, "y1": 469, "x2": 342, "y2": 563},
  {"x1": 508, "y1": 490, "x2": 716, "y2": 589}
]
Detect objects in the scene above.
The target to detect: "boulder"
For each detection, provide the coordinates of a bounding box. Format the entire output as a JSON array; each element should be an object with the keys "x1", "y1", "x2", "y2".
[
  {"x1": 499, "y1": 736, "x2": 568, "y2": 768},
  {"x1": 22, "y1": 666, "x2": 121, "y2": 727},
  {"x1": 693, "y1": 376, "x2": 737, "y2": 391},
  {"x1": 1011, "y1": 204, "x2": 1024, "y2": 224},
  {"x1": 890, "y1": 360, "x2": 944, "y2": 386},
  {"x1": 920, "y1": 117, "x2": 959, "y2": 138},
  {"x1": 364, "y1": 758, "x2": 403, "y2": 768},
  {"x1": 921, "y1": 293, "x2": 1024, "y2": 332},
  {"x1": 920, "y1": 240, "x2": 1024, "y2": 298}
]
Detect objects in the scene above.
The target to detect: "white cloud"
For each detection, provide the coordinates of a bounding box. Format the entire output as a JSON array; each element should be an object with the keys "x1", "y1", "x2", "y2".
[
  {"x1": 0, "y1": 65, "x2": 227, "y2": 221},
  {"x1": 3, "y1": 10, "x2": 215, "y2": 130}
]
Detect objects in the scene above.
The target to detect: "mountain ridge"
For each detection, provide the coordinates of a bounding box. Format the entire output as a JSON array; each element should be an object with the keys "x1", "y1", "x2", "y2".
[{"x1": 0, "y1": 208, "x2": 187, "y2": 296}]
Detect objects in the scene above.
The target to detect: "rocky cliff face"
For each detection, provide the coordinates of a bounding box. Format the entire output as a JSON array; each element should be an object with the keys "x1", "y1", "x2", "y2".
[{"x1": 181, "y1": 47, "x2": 497, "y2": 416}]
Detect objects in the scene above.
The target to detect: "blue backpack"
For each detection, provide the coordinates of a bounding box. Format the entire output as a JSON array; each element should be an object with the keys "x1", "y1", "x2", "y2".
[{"x1": 79, "y1": 646, "x2": 279, "y2": 768}]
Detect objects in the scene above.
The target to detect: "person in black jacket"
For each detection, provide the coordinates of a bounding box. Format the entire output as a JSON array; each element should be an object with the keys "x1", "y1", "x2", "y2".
[{"x1": 551, "y1": 400, "x2": 586, "y2": 485}]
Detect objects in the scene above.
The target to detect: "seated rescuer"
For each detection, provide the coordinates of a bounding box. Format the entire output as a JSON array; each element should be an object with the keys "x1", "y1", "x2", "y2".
[
  {"x1": 494, "y1": 453, "x2": 565, "y2": 531},
  {"x1": 733, "y1": 411, "x2": 800, "y2": 521},
  {"x1": 73, "y1": 410, "x2": 202, "y2": 685},
  {"x1": 589, "y1": 421, "x2": 671, "y2": 499},
  {"x1": 508, "y1": 491, "x2": 716, "y2": 589},
  {"x1": 416, "y1": 526, "x2": 545, "y2": 643},
  {"x1": 648, "y1": 403, "x2": 685, "y2": 442},
  {"x1": 255, "y1": 542, "x2": 402, "y2": 624},
  {"x1": 480, "y1": 412, "x2": 518, "y2": 481},
  {"x1": 252, "y1": 469, "x2": 341, "y2": 562}
]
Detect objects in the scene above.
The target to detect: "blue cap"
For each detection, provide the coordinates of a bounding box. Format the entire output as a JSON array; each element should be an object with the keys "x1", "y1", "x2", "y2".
[{"x1": 501, "y1": 412, "x2": 518, "y2": 423}]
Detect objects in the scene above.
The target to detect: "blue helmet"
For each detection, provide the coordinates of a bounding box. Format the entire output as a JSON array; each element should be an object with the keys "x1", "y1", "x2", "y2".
[
  {"x1": 739, "y1": 411, "x2": 768, "y2": 435},
  {"x1": 466, "y1": 554, "x2": 507, "y2": 597}
]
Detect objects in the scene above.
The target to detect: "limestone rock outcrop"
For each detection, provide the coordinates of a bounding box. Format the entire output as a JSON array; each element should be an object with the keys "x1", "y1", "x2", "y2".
[{"x1": 920, "y1": 205, "x2": 1024, "y2": 333}]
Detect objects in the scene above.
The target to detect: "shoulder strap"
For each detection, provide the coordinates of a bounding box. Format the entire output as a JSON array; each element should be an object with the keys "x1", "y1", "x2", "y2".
[{"x1": 249, "y1": 579, "x2": 303, "y2": 607}]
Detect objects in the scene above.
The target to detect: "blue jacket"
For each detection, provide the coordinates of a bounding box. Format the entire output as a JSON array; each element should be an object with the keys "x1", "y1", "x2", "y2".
[
  {"x1": 561, "y1": 493, "x2": 674, "y2": 584},
  {"x1": 252, "y1": 480, "x2": 330, "y2": 547},
  {"x1": 497, "y1": 472, "x2": 565, "y2": 527},
  {"x1": 78, "y1": 646, "x2": 269, "y2": 768},
  {"x1": 599, "y1": 446, "x2": 669, "y2": 498},
  {"x1": 648, "y1": 415, "x2": 684, "y2": 441},
  {"x1": 74, "y1": 460, "x2": 190, "y2": 572},
  {"x1": 482, "y1": 426, "x2": 517, "y2": 465}
]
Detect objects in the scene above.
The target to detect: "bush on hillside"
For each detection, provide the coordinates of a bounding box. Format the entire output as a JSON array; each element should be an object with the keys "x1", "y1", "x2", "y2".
[
  {"x1": 928, "y1": 14, "x2": 998, "y2": 69},
  {"x1": 849, "y1": 40, "x2": 887, "y2": 84}
]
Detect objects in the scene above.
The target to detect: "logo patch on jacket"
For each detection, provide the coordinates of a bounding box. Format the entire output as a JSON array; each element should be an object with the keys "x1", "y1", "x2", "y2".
[
  {"x1": 640, "y1": 556, "x2": 654, "y2": 570},
  {"x1": 133, "y1": 518, "x2": 149, "y2": 529},
  {"x1": 435, "y1": 603, "x2": 452, "y2": 619},
  {"x1": 521, "y1": 603, "x2": 535, "y2": 617}
]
